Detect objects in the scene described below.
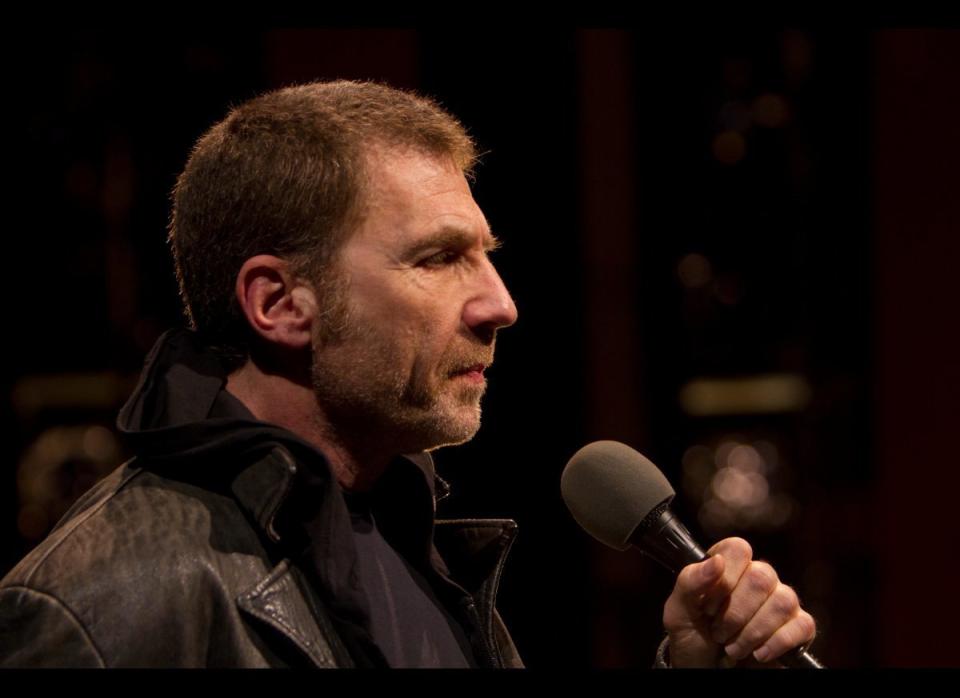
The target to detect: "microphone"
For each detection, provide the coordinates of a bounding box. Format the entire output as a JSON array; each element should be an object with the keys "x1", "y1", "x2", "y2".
[{"x1": 561, "y1": 440, "x2": 823, "y2": 669}]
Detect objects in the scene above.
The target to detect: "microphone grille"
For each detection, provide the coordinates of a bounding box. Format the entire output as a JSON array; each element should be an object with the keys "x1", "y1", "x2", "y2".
[{"x1": 561, "y1": 440, "x2": 675, "y2": 550}]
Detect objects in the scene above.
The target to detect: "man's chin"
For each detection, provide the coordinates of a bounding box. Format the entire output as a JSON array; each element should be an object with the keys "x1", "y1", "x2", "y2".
[{"x1": 406, "y1": 405, "x2": 482, "y2": 453}]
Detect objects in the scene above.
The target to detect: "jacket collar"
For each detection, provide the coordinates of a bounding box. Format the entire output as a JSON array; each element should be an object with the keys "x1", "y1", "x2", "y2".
[
  {"x1": 227, "y1": 442, "x2": 518, "y2": 668},
  {"x1": 118, "y1": 328, "x2": 517, "y2": 666},
  {"x1": 117, "y1": 328, "x2": 451, "y2": 523}
]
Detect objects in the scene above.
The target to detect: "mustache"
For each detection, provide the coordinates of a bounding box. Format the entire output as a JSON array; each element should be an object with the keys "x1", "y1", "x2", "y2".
[{"x1": 443, "y1": 344, "x2": 495, "y2": 375}]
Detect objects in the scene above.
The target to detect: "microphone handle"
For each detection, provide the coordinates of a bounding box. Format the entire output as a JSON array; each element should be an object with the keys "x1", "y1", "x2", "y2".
[{"x1": 630, "y1": 507, "x2": 824, "y2": 669}]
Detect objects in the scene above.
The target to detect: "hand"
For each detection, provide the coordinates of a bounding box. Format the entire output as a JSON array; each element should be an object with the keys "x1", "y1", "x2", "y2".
[{"x1": 662, "y1": 537, "x2": 816, "y2": 668}]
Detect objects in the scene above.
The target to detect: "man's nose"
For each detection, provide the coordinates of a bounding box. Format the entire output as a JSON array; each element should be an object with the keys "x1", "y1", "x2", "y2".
[{"x1": 463, "y1": 259, "x2": 518, "y2": 335}]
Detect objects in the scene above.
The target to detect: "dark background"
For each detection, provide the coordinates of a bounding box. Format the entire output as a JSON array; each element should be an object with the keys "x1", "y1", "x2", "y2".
[{"x1": 3, "y1": 27, "x2": 958, "y2": 667}]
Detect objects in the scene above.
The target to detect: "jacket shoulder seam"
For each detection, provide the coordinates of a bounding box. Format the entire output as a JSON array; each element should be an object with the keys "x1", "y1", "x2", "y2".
[
  {"x1": 0, "y1": 585, "x2": 107, "y2": 667},
  {"x1": 17, "y1": 465, "x2": 144, "y2": 587}
]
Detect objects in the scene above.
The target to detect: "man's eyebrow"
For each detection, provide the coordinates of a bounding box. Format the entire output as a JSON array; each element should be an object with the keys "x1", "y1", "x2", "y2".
[{"x1": 405, "y1": 227, "x2": 502, "y2": 255}]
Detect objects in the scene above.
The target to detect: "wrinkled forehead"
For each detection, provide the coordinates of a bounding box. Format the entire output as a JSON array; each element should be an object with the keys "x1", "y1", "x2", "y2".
[
  {"x1": 361, "y1": 142, "x2": 468, "y2": 191},
  {"x1": 355, "y1": 145, "x2": 490, "y2": 239}
]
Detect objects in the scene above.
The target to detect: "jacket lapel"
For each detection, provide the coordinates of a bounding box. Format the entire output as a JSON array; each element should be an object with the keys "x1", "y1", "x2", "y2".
[
  {"x1": 237, "y1": 559, "x2": 354, "y2": 668},
  {"x1": 432, "y1": 518, "x2": 519, "y2": 668}
]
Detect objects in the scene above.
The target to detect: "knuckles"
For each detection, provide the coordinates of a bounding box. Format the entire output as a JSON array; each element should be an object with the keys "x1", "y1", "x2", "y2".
[
  {"x1": 672, "y1": 556, "x2": 717, "y2": 599},
  {"x1": 744, "y1": 561, "x2": 779, "y2": 595},
  {"x1": 663, "y1": 537, "x2": 817, "y2": 665},
  {"x1": 769, "y1": 584, "x2": 800, "y2": 617},
  {"x1": 795, "y1": 610, "x2": 817, "y2": 643},
  {"x1": 710, "y1": 536, "x2": 752, "y2": 560},
  {"x1": 765, "y1": 611, "x2": 817, "y2": 660},
  {"x1": 738, "y1": 624, "x2": 767, "y2": 648}
]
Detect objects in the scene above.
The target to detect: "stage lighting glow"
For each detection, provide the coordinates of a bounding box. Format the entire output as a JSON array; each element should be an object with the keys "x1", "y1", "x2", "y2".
[
  {"x1": 678, "y1": 253, "x2": 713, "y2": 289},
  {"x1": 753, "y1": 93, "x2": 790, "y2": 128},
  {"x1": 728, "y1": 443, "x2": 765, "y2": 473},
  {"x1": 679, "y1": 373, "x2": 812, "y2": 416},
  {"x1": 712, "y1": 130, "x2": 746, "y2": 165}
]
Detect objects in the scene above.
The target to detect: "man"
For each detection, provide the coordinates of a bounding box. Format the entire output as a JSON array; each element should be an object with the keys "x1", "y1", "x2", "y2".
[{"x1": 0, "y1": 81, "x2": 814, "y2": 667}]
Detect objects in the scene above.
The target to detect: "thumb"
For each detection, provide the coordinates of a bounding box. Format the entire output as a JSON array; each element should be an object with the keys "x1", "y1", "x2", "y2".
[{"x1": 669, "y1": 554, "x2": 726, "y2": 620}]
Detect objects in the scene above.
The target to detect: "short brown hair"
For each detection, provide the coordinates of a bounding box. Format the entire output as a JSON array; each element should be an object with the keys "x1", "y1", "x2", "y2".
[{"x1": 168, "y1": 80, "x2": 476, "y2": 369}]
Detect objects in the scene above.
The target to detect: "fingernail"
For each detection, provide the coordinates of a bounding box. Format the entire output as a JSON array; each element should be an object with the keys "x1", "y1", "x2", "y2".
[
  {"x1": 724, "y1": 642, "x2": 745, "y2": 661},
  {"x1": 753, "y1": 646, "x2": 770, "y2": 663},
  {"x1": 701, "y1": 557, "x2": 719, "y2": 581}
]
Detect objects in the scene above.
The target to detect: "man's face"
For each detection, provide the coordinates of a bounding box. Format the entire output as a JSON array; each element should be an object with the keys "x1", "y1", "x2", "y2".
[{"x1": 309, "y1": 146, "x2": 518, "y2": 455}]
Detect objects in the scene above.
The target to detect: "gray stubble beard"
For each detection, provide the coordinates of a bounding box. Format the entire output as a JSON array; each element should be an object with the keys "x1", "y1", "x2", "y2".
[{"x1": 309, "y1": 307, "x2": 486, "y2": 457}]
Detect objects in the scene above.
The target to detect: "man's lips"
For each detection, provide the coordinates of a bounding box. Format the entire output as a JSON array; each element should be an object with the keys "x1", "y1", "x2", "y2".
[{"x1": 449, "y1": 363, "x2": 488, "y2": 381}]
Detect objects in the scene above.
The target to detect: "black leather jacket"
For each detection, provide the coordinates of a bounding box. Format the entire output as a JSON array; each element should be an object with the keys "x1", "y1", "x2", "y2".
[{"x1": 0, "y1": 330, "x2": 523, "y2": 668}]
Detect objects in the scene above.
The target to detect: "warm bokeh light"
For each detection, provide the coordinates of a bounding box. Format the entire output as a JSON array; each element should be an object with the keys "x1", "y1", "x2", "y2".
[
  {"x1": 10, "y1": 372, "x2": 137, "y2": 418},
  {"x1": 713, "y1": 466, "x2": 769, "y2": 508},
  {"x1": 681, "y1": 444, "x2": 715, "y2": 498},
  {"x1": 689, "y1": 437, "x2": 796, "y2": 537},
  {"x1": 752, "y1": 93, "x2": 791, "y2": 128},
  {"x1": 16, "y1": 425, "x2": 121, "y2": 541},
  {"x1": 712, "y1": 130, "x2": 746, "y2": 165},
  {"x1": 679, "y1": 373, "x2": 812, "y2": 416},
  {"x1": 677, "y1": 253, "x2": 713, "y2": 289},
  {"x1": 727, "y1": 443, "x2": 765, "y2": 473}
]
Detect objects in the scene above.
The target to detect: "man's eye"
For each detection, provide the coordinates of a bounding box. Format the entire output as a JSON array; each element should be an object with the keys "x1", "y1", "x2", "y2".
[{"x1": 419, "y1": 250, "x2": 461, "y2": 267}]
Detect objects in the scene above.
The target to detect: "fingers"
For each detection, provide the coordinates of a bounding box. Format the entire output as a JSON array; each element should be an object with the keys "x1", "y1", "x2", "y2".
[
  {"x1": 752, "y1": 609, "x2": 817, "y2": 663},
  {"x1": 663, "y1": 554, "x2": 725, "y2": 629},
  {"x1": 702, "y1": 537, "x2": 753, "y2": 616},
  {"x1": 663, "y1": 537, "x2": 753, "y2": 630},
  {"x1": 720, "y1": 581, "x2": 813, "y2": 661},
  {"x1": 662, "y1": 555, "x2": 729, "y2": 667},
  {"x1": 664, "y1": 536, "x2": 817, "y2": 667},
  {"x1": 710, "y1": 559, "x2": 780, "y2": 647}
]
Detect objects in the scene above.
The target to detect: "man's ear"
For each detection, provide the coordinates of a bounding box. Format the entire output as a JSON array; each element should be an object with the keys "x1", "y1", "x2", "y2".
[{"x1": 235, "y1": 255, "x2": 317, "y2": 349}]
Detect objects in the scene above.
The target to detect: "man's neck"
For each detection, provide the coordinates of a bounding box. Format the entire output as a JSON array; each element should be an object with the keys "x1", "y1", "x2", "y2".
[{"x1": 225, "y1": 359, "x2": 392, "y2": 492}]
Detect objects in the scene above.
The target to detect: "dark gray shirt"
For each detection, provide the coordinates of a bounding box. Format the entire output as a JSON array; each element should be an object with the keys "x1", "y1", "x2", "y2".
[{"x1": 345, "y1": 492, "x2": 474, "y2": 668}]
